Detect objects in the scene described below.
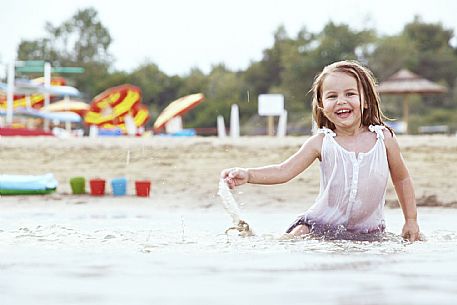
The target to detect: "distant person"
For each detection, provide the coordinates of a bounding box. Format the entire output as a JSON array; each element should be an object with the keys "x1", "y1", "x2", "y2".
[{"x1": 221, "y1": 60, "x2": 420, "y2": 242}]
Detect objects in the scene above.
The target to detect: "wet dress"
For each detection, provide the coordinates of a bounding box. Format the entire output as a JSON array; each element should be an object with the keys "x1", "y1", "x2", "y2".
[{"x1": 287, "y1": 125, "x2": 389, "y2": 238}]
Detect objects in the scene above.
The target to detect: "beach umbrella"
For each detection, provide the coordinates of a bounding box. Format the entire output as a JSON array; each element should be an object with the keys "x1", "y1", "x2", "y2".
[
  {"x1": 96, "y1": 103, "x2": 150, "y2": 133},
  {"x1": 41, "y1": 98, "x2": 89, "y2": 116},
  {"x1": 377, "y1": 69, "x2": 447, "y2": 133},
  {"x1": 153, "y1": 93, "x2": 205, "y2": 130},
  {"x1": 84, "y1": 84, "x2": 141, "y2": 126}
]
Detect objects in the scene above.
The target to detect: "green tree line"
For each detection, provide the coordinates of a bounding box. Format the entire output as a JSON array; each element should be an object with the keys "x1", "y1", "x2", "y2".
[{"x1": 14, "y1": 8, "x2": 457, "y2": 134}]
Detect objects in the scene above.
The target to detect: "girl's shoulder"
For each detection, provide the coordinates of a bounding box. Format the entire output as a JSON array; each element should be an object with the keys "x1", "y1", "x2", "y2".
[
  {"x1": 302, "y1": 133, "x2": 324, "y2": 157},
  {"x1": 309, "y1": 132, "x2": 326, "y2": 144},
  {"x1": 382, "y1": 128, "x2": 395, "y2": 139},
  {"x1": 367, "y1": 124, "x2": 395, "y2": 140},
  {"x1": 380, "y1": 127, "x2": 400, "y2": 152}
]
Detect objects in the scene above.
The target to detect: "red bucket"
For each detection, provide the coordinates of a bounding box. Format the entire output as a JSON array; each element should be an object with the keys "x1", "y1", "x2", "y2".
[
  {"x1": 135, "y1": 180, "x2": 151, "y2": 197},
  {"x1": 89, "y1": 178, "x2": 106, "y2": 196}
]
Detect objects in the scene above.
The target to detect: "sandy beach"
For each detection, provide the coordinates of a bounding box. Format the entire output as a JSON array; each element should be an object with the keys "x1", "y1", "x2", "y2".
[
  {"x1": 1, "y1": 135, "x2": 457, "y2": 305},
  {"x1": 1, "y1": 135, "x2": 457, "y2": 209}
]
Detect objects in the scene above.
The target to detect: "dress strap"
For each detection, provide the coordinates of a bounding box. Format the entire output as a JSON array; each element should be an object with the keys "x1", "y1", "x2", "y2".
[
  {"x1": 317, "y1": 127, "x2": 336, "y2": 137},
  {"x1": 369, "y1": 125, "x2": 385, "y2": 140}
]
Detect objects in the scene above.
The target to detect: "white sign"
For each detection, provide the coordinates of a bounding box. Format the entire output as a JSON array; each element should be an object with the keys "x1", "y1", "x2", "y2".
[{"x1": 258, "y1": 94, "x2": 284, "y2": 116}]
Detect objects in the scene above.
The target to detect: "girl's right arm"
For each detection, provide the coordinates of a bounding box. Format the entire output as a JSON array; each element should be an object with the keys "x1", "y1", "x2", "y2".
[{"x1": 221, "y1": 134, "x2": 322, "y2": 189}]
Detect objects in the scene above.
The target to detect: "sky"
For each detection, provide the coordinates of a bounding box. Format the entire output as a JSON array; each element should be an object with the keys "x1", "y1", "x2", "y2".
[{"x1": 1, "y1": 0, "x2": 457, "y2": 78}]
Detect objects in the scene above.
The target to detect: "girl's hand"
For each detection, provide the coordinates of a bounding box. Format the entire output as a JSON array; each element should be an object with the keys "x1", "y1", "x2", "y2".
[
  {"x1": 402, "y1": 219, "x2": 421, "y2": 242},
  {"x1": 220, "y1": 167, "x2": 249, "y2": 189}
]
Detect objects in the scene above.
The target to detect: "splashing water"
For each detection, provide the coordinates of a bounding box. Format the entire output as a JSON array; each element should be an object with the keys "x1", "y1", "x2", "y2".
[
  {"x1": 217, "y1": 179, "x2": 241, "y2": 224},
  {"x1": 217, "y1": 179, "x2": 254, "y2": 236}
]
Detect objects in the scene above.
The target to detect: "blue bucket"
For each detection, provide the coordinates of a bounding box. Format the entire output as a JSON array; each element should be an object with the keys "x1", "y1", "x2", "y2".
[{"x1": 111, "y1": 177, "x2": 127, "y2": 196}]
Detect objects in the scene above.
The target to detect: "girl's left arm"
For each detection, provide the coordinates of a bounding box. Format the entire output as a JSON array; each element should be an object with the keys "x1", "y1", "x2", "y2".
[{"x1": 384, "y1": 131, "x2": 421, "y2": 242}]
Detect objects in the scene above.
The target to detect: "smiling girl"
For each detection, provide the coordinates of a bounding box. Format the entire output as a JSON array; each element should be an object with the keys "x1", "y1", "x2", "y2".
[{"x1": 221, "y1": 60, "x2": 420, "y2": 242}]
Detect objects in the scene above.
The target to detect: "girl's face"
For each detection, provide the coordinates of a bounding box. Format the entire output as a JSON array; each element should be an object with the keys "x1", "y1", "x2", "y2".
[{"x1": 321, "y1": 72, "x2": 365, "y2": 131}]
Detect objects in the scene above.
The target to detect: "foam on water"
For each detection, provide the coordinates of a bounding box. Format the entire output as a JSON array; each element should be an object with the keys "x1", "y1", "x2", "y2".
[{"x1": 1, "y1": 202, "x2": 457, "y2": 305}]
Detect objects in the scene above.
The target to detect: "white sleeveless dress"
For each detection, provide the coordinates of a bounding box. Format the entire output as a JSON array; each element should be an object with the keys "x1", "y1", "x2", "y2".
[{"x1": 287, "y1": 125, "x2": 389, "y2": 237}]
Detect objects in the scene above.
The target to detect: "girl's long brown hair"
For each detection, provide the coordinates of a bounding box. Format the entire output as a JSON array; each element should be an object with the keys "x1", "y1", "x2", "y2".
[{"x1": 311, "y1": 60, "x2": 392, "y2": 133}]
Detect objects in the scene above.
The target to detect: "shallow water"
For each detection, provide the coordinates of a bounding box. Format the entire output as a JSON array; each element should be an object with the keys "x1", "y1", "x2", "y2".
[{"x1": 0, "y1": 202, "x2": 456, "y2": 305}]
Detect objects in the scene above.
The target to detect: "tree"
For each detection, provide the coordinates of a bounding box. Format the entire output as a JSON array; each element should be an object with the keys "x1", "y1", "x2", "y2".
[
  {"x1": 402, "y1": 17, "x2": 457, "y2": 89},
  {"x1": 364, "y1": 17, "x2": 457, "y2": 129},
  {"x1": 177, "y1": 68, "x2": 208, "y2": 98},
  {"x1": 243, "y1": 25, "x2": 290, "y2": 98},
  {"x1": 367, "y1": 17, "x2": 457, "y2": 84},
  {"x1": 17, "y1": 39, "x2": 58, "y2": 63},
  {"x1": 43, "y1": 7, "x2": 112, "y2": 65},
  {"x1": 188, "y1": 64, "x2": 246, "y2": 128},
  {"x1": 403, "y1": 16, "x2": 453, "y2": 53},
  {"x1": 129, "y1": 61, "x2": 179, "y2": 108},
  {"x1": 311, "y1": 22, "x2": 374, "y2": 67},
  {"x1": 275, "y1": 26, "x2": 317, "y2": 115},
  {"x1": 278, "y1": 23, "x2": 373, "y2": 115},
  {"x1": 364, "y1": 35, "x2": 418, "y2": 81},
  {"x1": 16, "y1": 7, "x2": 113, "y2": 97}
]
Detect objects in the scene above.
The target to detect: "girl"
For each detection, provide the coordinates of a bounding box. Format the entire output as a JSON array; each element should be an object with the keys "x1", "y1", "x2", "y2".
[{"x1": 221, "y1": 60, "x2": 420, "y2": 242}]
